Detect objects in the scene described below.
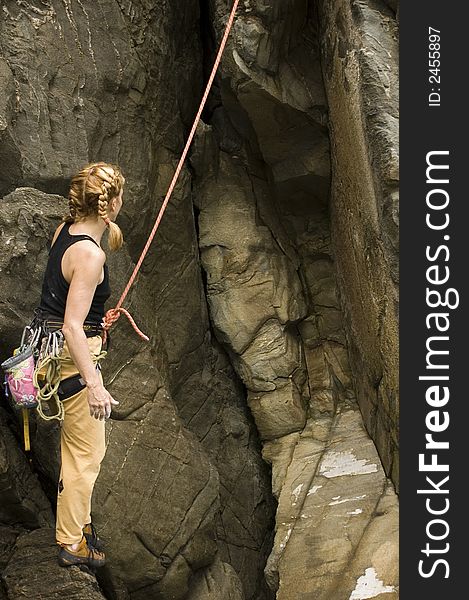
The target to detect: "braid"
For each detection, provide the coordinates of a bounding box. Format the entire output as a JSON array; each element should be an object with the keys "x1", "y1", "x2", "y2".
[
  {"x1": 69, "y1": 197, "x2": 77, "y2": 218},
  {"x1": 64, "y1": 187, "x2": 81, "y2": 224},
  {"x1": 98, "y1": 178, "x2": 112, "y2": 225},
  {"x1": 64, "y1": 161, "x2": 125, "y2": 251},
  {"x1": 82, "y1": 168, "x2": 93, "y2": 208}
]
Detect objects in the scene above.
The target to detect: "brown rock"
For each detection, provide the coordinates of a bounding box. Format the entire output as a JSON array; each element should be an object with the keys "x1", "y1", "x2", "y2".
[
  {"x1": 187, "y1": 556, "x2": 245, "y2": 600},
  {"x1": 267, "y1": 406, "x2": 398, "y2": 599},
  {"x1": 318, "y1": 0, "x2": 399, "y2": 487}
]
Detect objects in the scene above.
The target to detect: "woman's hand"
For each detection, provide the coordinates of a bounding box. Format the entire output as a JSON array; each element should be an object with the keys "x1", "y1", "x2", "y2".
[{"x1": 86, "y1": 381, "x2": 119, "y2": 420}]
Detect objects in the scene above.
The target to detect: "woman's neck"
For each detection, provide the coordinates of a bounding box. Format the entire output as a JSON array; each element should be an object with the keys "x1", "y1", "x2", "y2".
[{"x1": 69, "y1": 217, "x2": 107, "y2": 246}]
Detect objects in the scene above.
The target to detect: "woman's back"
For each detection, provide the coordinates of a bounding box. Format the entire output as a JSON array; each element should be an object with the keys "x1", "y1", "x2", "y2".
[{"x1": 38, "y1": 221, "x2": 111, "y2": 323}]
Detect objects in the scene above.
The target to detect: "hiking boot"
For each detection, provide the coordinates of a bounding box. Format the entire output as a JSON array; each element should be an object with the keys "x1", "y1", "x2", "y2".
[
  {"x1": 83, "y1": 522, "x2": 105, "y2": 552},
  {"x1": 57, "y1": 535, "x2": 106, "y2": 569}
]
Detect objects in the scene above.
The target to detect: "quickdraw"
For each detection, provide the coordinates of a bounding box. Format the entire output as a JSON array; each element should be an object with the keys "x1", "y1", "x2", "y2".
[{"x1": 33, "y1": 330, "x2": 66, "y2": 421}]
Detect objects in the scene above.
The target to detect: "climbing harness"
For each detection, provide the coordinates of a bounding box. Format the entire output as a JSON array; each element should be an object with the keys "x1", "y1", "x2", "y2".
[
  {"x1": 102, "y1": 0, "x2": 240, "y2": 343},
  {"x1": 32, "y1": 314, "x2": 107, "y2": 422},
  {"x1": 1, "y1": 310, "x2": 107, "y2": 450}
]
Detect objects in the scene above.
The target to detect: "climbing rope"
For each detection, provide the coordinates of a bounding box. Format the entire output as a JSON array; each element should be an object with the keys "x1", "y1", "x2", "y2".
[
  {"x1": 33, "y1": 331, "x2": 64, "y2": 421},
  {"x1": 33, "y1": 331, "x2": 107, "y2": 421},
  {"x1": 102, "y1": 0, "x2": 240, "y2": 343}
]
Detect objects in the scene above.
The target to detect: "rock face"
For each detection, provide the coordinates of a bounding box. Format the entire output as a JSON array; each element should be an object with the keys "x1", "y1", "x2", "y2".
[
  {"x1": 318, "y1": 0, "x2": 399, "y2": 486},
  {"x1": 2, "y1": 528, "x2": 108, "y2": 599},
  {"x1": 0, "y1": 1, "x2": 399, "y2": 599},
  {"x1": 193, "y1": 0, "x2": 399, "y2": 596},
  {"x1": 0, "y1": 406, "x2": 54, "y2": 529},
  {"x1": 266, "y1": 407, "x2": 398, "y2": 599}
]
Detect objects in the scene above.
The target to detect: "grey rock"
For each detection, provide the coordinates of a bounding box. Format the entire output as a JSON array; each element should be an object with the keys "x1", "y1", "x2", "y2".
[
  {"x1": 0, "y1": 525, "x2": 21, "y2": 572},
  {"x1": 2, "y1": 528, "x2": 107, "y2": 600},
  {"x1": 92, "y1": 385, "x2": 220, "y2": 596},
  {"x1": 0, "y1": 407, "x2": 54, "y2": 529}
]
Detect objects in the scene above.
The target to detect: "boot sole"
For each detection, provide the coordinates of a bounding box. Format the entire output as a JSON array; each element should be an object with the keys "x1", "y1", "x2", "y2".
[{"x1": 58, "y1": 552, "x2": 106, "y2": 569}]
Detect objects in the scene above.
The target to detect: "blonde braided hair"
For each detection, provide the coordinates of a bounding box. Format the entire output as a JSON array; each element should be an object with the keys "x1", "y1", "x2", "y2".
[{"x1": 64, "y1": 162, "x2": 125, "y2": 251}]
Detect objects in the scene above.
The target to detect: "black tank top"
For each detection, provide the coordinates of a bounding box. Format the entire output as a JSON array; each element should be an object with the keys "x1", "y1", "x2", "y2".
[{"x1": 38, "y1": 222, "x2": 111, "y2": 323}]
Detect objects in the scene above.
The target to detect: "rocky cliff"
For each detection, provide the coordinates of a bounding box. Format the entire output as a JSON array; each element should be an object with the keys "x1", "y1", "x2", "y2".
[{"x1": 0, "y1": 1, "x2": 398, "y2": 599}]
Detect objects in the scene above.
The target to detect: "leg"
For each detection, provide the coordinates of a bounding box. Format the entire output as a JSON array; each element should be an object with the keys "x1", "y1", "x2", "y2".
[
  {"x1": 55, "y1": 336, "x2": 106, "y2": 545},
  {"x1": 55, "y1": 385, "x2": 106, "y2": 544}
]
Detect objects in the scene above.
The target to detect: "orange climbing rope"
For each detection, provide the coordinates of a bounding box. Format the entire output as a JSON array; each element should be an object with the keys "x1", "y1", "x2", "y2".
[{"x1": 102, "y1": 0, "x2": 240, "y2": 343}]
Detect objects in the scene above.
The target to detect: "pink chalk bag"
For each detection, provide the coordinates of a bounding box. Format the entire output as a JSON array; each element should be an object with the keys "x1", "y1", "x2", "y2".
[{"x1": 1, "y1": 321, "x2": 43, "y2": 450}]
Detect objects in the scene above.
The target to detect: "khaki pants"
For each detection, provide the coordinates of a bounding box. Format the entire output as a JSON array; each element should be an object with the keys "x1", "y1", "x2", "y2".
[{"x1": 54, "y1": 335, "x2": 106, "y2": 545}]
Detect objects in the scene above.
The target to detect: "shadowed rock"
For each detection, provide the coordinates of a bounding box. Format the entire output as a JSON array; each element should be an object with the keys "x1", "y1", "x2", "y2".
[
  {"x1": 0, "y1": 407, "x2": 54, "y2": 529},
  {"x1": 187, "y1": 556, "x2": 245, "y2": 600},
  {"x1": 0, "y1": 189, "x2": 222, "y2": 597},
  {"x1": 0, "y1": 525, "x2": 21, "y2": 572}
]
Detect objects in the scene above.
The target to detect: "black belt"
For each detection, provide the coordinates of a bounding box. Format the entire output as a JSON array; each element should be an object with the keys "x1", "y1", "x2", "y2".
[
  {"x1": 31, "y1": 308, "x2": 109, "y2": 349},
  {"x1": 43, "y1": 319, "x2": 103, "y2": 338},
  {"x1": 58, "y1": 373, "x2": 87, "y2": 401}
]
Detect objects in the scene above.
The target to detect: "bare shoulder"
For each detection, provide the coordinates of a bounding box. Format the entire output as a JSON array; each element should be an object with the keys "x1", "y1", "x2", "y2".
[
  {"x1": 62, "y1": 239, "x2": 106, "y2": 285},
  {"x1": 67, "y1": 240, "x2": 106, "y2": 267}
]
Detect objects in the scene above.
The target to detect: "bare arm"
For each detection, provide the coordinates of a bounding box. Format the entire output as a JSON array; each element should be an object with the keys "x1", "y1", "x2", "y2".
[{"x1": 61, "y1": 242, "x2": 118, "y2": 419}]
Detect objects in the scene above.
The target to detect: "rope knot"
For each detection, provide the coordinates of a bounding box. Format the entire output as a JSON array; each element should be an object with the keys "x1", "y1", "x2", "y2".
[
  {"x1": 103, "y1": 307, "x2": 149, "y2": 342},
  {"x1": 103, "y1": 308, "x2": 121, "y2": 330}
]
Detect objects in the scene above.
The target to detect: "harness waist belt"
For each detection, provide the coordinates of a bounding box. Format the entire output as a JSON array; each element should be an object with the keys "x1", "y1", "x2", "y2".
[{"x1": 43, "y1": 319, "x2": 103, "y2": 338}]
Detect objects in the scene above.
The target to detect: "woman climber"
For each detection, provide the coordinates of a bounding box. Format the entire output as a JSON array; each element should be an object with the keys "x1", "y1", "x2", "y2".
[{"x1": 35, "y1": 162, "x2": 124, "y2": 569}]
